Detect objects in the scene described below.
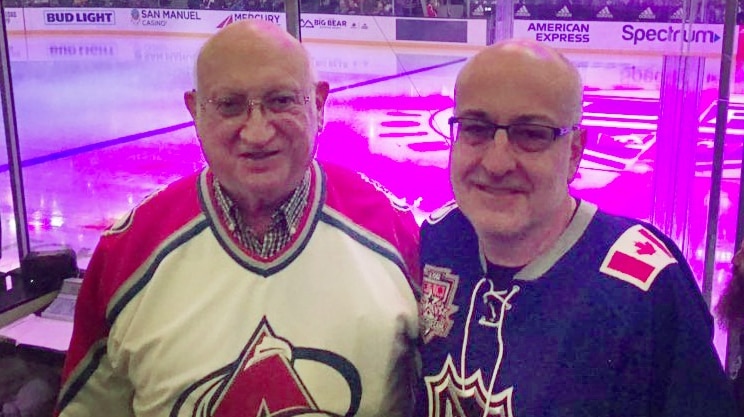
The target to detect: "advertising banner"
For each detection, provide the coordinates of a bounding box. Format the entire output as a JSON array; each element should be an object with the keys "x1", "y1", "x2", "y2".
[
  {"x1": 14, "y1": 7, "x2": 733, "y2": 52},
  {"x1": 20, "y1": 8, "x2": 482, "y2": 45},
  {"x1": 129, "y1": 9, "x2": 285, "y2": 33},
  {"x1": 22, "y1": 8, "x2": 285, "y2": 34},
  {"x1": 4, "y1": 7, "x2": 26, "y2": 32},
  {"x1": 514, "y1": 20, "x2": 726, "y2": 54},
  {"x1": 300, "y1": 14, "x2": 394, "y2": 43}
]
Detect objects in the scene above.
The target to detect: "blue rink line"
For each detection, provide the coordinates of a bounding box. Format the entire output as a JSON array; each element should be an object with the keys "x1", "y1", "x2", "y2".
[
  {"x1": 0, "y1": 122, "x2": 195, "y2": 173},
  {"x1": 0, "y1": 57, "x2": 467, "y2": 172}
]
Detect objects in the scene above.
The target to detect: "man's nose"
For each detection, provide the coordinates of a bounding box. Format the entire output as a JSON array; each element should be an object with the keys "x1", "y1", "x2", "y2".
[
  {"x1": 479, "y1": 128, "x2": 517, "y2": 175},
  {"x1": 239, "y1": 105, "x2": 276, "y2": 144}
]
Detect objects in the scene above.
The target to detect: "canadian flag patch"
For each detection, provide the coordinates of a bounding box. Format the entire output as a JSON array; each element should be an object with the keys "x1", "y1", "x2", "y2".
[{"x1": 599, "y1": 225, "x2": 677, "y2": 291}]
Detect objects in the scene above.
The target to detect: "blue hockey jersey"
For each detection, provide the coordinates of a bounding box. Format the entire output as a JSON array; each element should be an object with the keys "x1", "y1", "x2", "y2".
[{"x1": 415, "y1": 200, "x2": 737, "y2": 417}]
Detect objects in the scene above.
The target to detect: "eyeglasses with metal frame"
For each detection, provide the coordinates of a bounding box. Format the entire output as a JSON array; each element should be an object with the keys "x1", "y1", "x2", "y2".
[
  {"x1": 448, "y1": 116, "x2": 580, "y2": 152},
  {"x1": 199, "y1": 90, "x2": 311, "y2": 119}
]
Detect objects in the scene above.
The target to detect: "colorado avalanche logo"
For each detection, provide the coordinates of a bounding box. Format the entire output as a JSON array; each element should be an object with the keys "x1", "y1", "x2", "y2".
[
  {"x1": 425, "y1": 356, "x2": 514, "y2": 417},
  {"x1": 172, "y1": 318, "x2": 361, "y2": 417},
  {"x1": 420, "y1": 265, "x2": 460, "y2": 343}
]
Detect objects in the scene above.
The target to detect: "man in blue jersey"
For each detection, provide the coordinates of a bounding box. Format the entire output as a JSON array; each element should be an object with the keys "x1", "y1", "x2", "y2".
[{"x1": 415, "y1": 39, "x2": 737, "y2": 416}]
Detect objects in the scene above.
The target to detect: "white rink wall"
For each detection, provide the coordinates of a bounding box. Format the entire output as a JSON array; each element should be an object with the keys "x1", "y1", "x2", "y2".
[{"x1": 3, "y1": 6, "x2": 734, "y2": 55}]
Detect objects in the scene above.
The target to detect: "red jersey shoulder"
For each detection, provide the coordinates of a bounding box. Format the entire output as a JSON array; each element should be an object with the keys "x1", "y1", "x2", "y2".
[
  {"x1": 321, "y1": 162, "x2": 420, "y2": 282},
  {"x1": 599, "y1": 224, "x2": 677, "y2": 291},
  {"x1": 321, "y1": 162, "x2": 414, "y2": 217},
  {"x1": 88, "y1": 172, "x2": 206, "y2": 310},
  {"x1": 104, "y1": 171, "x2": 203, "y2": 239}
]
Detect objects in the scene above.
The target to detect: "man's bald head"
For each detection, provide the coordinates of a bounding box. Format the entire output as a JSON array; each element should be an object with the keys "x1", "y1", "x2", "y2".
[
  {"x1": 456, "y1": 39, "x2": 583, "y2": 125},
  {"x1": 193, "y1": 20, "x2": 316, "y2": 91}
]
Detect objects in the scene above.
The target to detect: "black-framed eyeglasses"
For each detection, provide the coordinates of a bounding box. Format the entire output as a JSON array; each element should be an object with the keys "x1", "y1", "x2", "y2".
[
  {"x1": 199, "y1": 90, "x2": 311, "y2": 119},
  {"x1": 449, "y1": 116, "x2": 580, "y2": 152}
]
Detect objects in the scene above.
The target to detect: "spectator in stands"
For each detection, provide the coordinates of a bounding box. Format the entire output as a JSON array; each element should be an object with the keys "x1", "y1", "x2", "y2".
[
  {"x1": 383, "y1": 0, "x2": 393, "y2": 14},
  {"x1": 396, "y1": 0, "x2": 417, "y2": 16},
  {"x1": 203, "y1": 0, "x2": 226, "y2": 9},
  {"x1": 371, "y1": 0, "x2": 392, "y2": 14},
  {"x1": 426, "y1": 0, "x2": 437, "y2": 17},
  {"x1": 717, "y1": 243, "x2": 744, "y2": 415},
  {"x1": 372, "y1": 0, "x2": 385, "y2": 13},
  {"x1": 317, "y1": 0, "x2": 337, "y2": 13},
  {"x1": 227, "y1": 0, "x2": 246, "y2": 9},
  {"x1": 56, "y1": 20, "x2": 420, "y2": 417}
]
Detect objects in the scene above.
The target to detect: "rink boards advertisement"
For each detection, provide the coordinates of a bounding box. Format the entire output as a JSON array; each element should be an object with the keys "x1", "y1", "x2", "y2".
[
  {"x1": 14, "y1": 7, "x2": 487, "y2": 45},
  {"x1": 19, "y1": 8, "x2": 286, "y2": 34},
  {"x1": 3, "y1": 8, "x2": 25, "y2": 32},
  {"x1": 513, "y1": 20, "x2": 727, "y2": 55},
  {"x1": 5, "y1": 6, "x2": 739, "y2": 54}
]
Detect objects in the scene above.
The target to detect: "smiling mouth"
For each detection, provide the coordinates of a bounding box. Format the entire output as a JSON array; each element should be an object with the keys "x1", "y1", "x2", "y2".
[
  {"x1": 474, "y1": 184, "x2": 524, "y2": 195},
  {"x1": 243, "y1": 150, "x2": 279, "y2": 160}
]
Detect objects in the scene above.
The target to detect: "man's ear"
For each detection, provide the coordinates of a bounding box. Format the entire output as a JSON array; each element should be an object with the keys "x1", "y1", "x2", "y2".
[
  {"x1": 568, "y1": 127, "x2": 587, "y2": 183},
  {"x1": 184, "y1": 90, "x2": 198, "y2": 120},
  {"x1": 314, "y1": 81, "x2": 330, "y2": 130}
]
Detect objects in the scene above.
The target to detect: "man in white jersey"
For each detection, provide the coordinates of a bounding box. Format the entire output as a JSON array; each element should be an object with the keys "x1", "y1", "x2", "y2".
[{"x1": 57, "y1": 20, "x2": 421, "y2": 417}]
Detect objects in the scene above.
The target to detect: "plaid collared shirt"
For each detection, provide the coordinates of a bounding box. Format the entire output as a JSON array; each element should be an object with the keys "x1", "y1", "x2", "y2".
[{"x1": 213, "y1": 170, "x2": 310, "y2": 258}]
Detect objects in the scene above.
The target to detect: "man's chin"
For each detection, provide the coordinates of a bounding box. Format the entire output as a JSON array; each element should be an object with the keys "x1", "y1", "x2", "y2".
[
  {"x1": 468, "y1": 212, "x2": 527, "y2": 239},
  {"x1": 245, "y1": 183, "x2": 287, "y2": 196}
]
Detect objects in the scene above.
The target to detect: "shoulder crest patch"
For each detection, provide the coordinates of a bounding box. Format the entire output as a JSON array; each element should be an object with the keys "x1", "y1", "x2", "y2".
[
  {"x1": 599, "y1": 225, "x2": 677, "y2": 291},
  {"x1": 420, "y1": 265, "x2": 460, "y2": 343}
]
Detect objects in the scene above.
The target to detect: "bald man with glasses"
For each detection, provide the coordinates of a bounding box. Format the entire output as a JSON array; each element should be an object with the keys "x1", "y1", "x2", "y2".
[
  {"x1": 415, "y1": 39, "x2": 737, "y2": 417},
  {"x1": 57, "y1": 20, "x2": 421, "y2": 417}
]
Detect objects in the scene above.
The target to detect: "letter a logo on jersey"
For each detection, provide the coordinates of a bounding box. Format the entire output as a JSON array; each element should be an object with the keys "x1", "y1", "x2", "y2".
[
  {"x1": 173, "y1": 317, "x2": 362, "y2": 417},
  {"x1": 212, "y1": 325, "x2": 317, "y2": 416}
]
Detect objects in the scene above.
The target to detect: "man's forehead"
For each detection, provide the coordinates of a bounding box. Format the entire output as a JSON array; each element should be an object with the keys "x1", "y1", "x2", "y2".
[
  {"x1": 456, "y1": 43, "x2": 577, "y2": 99},
  {"x1": 197, "y1": 21, "x2": 304, "y2": 70},
  {"x1": 453, "y1": 64, "x2": 579, "y2": 123},
  {"x1": 202, "y1": 30, "x2": 294, "y2": 60},
  {"x1": 196, "y1": 27, "x2": 310, "y2": 87}
]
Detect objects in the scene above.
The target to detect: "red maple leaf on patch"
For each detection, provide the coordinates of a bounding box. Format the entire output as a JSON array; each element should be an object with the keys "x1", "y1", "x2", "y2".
[{"x1": 635, "y1": 241, "x2": 656, "y2": 256}]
